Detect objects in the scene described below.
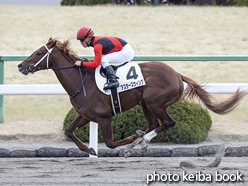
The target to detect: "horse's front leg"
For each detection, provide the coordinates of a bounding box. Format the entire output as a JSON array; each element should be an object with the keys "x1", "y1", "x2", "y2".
[
  {"x1": 67, "y1": 115, "x2": 96, "y2": 156},
  {"x1": 98, "y1": 118, "x2": 141, "y2": 152}
]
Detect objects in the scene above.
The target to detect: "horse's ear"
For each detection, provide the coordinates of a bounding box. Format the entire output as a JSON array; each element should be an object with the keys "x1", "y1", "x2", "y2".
[
  {"x1": 47, "y1": 38, "x2": 57, "y2": 48},
  {"x1": 50, "y1": 40, "x2": 57, "y2": 48}
]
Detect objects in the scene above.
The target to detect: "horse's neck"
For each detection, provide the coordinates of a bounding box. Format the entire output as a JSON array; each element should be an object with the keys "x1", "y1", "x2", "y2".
[{"x1": 51, "y1": 56, "x2": 89, "y2": 97}]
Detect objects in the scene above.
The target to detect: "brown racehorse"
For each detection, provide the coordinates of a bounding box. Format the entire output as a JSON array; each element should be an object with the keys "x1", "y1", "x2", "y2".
[{"x1": 18, "y1": 38, "x2": 247, "y2": 157}]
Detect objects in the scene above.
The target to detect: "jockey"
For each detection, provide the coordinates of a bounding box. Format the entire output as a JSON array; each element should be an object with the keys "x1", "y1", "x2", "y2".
[{"x1": 75, "y1": 26, "x2": 134, "y2": 90}]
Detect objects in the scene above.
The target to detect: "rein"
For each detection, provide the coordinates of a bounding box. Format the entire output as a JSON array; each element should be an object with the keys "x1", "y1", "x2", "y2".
[
  {"x1": 31, "y1": 44, "x2": 87, "y2": 99},
  {"x1": 70, "y1": 66, "x2": 87, "y2": 99}
]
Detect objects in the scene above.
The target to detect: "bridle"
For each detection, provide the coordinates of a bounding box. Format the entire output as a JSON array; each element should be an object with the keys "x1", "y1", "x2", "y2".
[
  {"x1": 29, "y1": 44, "x2": 87, "y2": 99},
  {"x1": 29, "y1": 45, "x2": 54, "y2": 73}
]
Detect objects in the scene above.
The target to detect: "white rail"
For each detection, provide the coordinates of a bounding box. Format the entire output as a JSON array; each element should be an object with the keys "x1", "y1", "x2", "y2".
[
  {"x1": 0, "y1": 84, "x2": 67, "y2": 95},
  {"x1": 1, "y1": 83, "x2": 248, "y2": 95}
]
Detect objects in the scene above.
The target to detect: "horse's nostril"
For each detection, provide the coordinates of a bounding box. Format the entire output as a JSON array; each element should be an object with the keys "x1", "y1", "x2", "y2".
[{"x1": 18, "y1": 64, "x2": 22, "y2": 69}]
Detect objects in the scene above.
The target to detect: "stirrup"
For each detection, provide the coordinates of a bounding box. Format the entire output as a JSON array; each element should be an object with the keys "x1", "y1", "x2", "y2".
[{"x1": 103, "y1": 81, "x2": 119, "y2": 90}]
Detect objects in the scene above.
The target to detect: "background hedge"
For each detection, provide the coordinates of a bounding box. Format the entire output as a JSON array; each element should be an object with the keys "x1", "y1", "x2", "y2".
[
  {"x1": 61, "y1": 0, "x2": 248, "y2": 6},
  {"x1": 63, "y1": 99, "x2": 212, "y2": 144},
  {"x1": 61, "y1": 0, "x2": 115, "y2": 5}
]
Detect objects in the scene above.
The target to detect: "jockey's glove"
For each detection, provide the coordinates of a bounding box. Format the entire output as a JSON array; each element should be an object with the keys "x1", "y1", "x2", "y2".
[
  {"x1": 75, "y1": 58, "x2": 88, "y2": 66},
  {"x1": 75, "y1": 61, "x2": 83, "y2": 66}
]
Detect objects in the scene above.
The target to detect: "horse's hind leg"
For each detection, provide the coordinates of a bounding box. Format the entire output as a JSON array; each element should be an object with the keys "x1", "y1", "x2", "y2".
[
  {"x1": 141, "y1": 107, "x2": 176, "y2": 150},
  {"x1": 98, "y1": 101, "x2": 167, "y2": 158},
  {"x1": 124, "y1": 100, "x2": 160, "y2": 155},
  {"x1": 139, "y1": 89, "x2": 181, "y2": 151},
  {"x1": 67, "y1": 115, "x2": 96, "y2": 155}
]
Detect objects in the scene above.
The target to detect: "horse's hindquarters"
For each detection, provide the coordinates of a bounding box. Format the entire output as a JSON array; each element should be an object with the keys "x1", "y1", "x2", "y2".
[{"x1": 140, "y1": 61, "x2": 184, "y2": 107}]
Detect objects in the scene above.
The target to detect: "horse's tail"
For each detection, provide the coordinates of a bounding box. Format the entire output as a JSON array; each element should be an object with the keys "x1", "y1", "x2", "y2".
[{"x1": 180, "y1": 74, "x2": 247, "y2": 114}]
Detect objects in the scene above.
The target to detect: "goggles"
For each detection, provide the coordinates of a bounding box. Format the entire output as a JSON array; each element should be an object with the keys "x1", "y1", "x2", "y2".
[{"x1": 79, "y1": 28, "x2": 92, "y2": 43}]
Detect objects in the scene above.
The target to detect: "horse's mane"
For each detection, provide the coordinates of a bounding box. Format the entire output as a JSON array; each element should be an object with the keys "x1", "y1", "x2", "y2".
[{"x1": 48, "y1": 38, "x2": 79, "y2": 63}]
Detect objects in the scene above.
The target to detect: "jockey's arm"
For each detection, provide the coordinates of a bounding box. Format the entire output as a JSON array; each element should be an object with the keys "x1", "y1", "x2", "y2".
[{"x1": 80, "y1": 44, "x2": 103, "y2": 68}]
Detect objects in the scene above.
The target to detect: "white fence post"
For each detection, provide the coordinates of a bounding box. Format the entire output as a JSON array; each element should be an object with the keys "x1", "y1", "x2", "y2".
[{"x1": 89, "y1": 121, "x2": 98, "y2": 158}]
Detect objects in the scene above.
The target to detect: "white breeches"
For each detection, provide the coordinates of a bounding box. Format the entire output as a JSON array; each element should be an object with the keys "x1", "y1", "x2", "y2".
[{"x1": 100, "y1": 43, "x2": 134, "y2": 68}]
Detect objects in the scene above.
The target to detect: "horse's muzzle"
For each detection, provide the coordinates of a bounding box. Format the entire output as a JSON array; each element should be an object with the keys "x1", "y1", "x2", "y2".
[{"x1": 18, "y1": 63, "x2": 29, "y2": 75}]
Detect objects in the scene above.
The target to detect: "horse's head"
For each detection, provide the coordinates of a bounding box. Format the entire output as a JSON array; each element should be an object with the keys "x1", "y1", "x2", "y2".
[{"x1": 18, "y1": 38, "x2": 57, "y2": 75}]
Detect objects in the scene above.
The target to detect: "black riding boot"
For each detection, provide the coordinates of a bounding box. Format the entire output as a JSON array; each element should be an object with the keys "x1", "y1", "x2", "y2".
[{"x1": 104, "y1": 66, "x2": 119, "y2": 90}]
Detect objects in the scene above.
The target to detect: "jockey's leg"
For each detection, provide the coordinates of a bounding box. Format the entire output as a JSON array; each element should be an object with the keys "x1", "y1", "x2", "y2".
[
  {"x1": 101, "y1": 44, "x2": 134, "y2": 90},
  {"x1": 101, "y1": 43, "x2": 134, "y2": 67},
  {"x1": 103, "y1": 65, "x2": 119, "y2": 90}
]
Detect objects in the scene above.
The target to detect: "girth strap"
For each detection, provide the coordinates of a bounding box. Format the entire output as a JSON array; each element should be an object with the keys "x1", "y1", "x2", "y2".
[{"x1": 110, "y1": 88, "x2": 122, "y2": 115}]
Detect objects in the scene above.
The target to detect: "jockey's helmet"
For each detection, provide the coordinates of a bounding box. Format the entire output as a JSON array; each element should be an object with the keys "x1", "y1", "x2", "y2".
[{"x1": 77, "y1": 27, "x2": 94, "y2": 41}]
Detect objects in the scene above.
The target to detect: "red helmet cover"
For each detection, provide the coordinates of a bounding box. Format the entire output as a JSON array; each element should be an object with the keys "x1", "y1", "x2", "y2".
[{"x1": 77, "y1": 27, "x2": 94, "y2": 40}]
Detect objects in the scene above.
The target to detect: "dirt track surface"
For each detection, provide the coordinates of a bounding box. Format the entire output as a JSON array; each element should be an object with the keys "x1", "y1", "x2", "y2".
[{"x1": 0, "y1": 157, "x2": 247, "y2": 186}]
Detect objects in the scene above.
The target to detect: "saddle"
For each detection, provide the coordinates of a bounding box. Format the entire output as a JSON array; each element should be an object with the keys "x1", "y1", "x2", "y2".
[{"x1": 95, "y1": 62, "x2": 146, "y2": 115}]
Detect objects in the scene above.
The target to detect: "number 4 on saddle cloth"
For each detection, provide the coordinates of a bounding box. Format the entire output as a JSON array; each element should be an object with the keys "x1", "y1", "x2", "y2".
[{"x1": 95, "y1": 62, "x2": 146, "y2": 115}]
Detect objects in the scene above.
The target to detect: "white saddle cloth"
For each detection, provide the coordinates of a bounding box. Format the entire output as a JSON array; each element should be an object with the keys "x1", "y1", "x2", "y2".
[{"x1": 95, "y1": 63, "x2": 146, "y2": 95}]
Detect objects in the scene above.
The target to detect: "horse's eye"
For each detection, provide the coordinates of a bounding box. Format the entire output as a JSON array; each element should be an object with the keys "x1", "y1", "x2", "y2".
[{"x1": 36, "y1": 52, "x2": 41, "y2": 56}]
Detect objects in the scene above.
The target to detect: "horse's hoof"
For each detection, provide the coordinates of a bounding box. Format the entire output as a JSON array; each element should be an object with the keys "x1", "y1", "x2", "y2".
[
  {"x1": 124, "y1": 150, "x2": 131, "y2": 159},
  {"x1": 90, "y1": 147, "x2": 97, "y2": 156},
  {"x1": 141, "y1": 138, "x2": 149, "y2": 153},
  {"x1": 142, "y1": 146, "x2": 148, "y2": 153},
  {"x1": 136, "y1": 129, "x2": 146, "y2": 137}
]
